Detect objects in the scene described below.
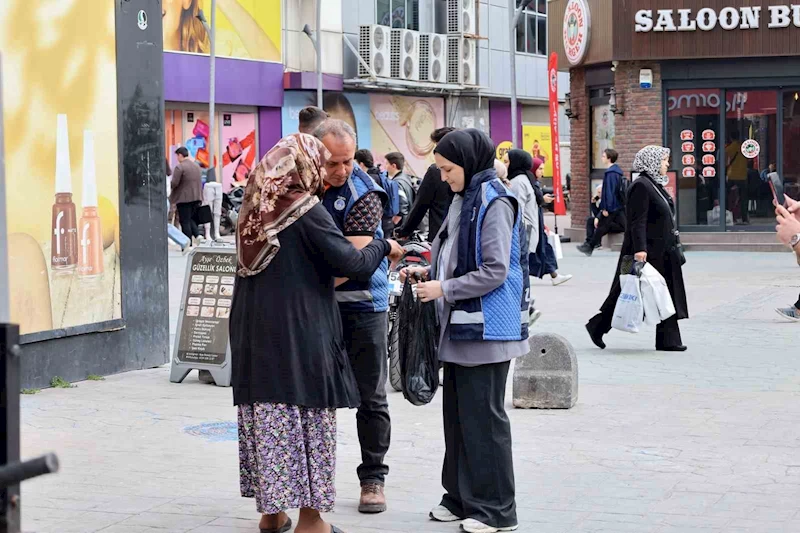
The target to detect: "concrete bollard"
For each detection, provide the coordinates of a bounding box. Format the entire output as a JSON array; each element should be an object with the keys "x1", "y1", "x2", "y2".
[{"x1": 513, "y1": 332, "x2": 578, "y2": 409}]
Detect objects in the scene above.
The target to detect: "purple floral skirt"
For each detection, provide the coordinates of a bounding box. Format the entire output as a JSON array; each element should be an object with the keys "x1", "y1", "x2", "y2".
[{"x1": 238, "y1": 402, "x2": 337, "y2": 514}]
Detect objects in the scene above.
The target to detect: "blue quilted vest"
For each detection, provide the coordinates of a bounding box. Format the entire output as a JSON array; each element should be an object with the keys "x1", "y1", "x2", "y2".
[
  {"x1": 450, "y1": 169, "x2": 530, "y2": 341},
  {"x1": 323, "y1": 167, "x2": 389, "y2": 313}
]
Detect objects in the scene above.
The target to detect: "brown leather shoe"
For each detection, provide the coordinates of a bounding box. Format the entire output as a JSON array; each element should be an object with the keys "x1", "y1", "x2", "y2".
[{"x1": 358, "y1": 483, "x2": 387, "y2": 513}]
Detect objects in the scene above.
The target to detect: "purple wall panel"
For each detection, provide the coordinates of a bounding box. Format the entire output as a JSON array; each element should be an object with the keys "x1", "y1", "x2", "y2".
[
  {"x1": 489, "y1": 100, "x2": 523, "y2": 148},
  {"x1": 258, "y1": 107, "x2": 283, "y2": 159}
]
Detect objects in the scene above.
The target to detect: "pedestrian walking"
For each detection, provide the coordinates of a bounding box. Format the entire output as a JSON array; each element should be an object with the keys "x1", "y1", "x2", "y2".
[
  {"x1": 230, "y1": 133, "x2": 402, "y2": 533},
  {"x1": 578, "y1": 149, "x2": 626, "y2": 255},
  {"x1": 397, "y1": 127, "x2": 456, "y2": 241},
  {"x1": 315, "y1": 120, "x2": 394, "y2": 513},
  {"x1": 586, "y1": 145, "x2": 689, "y2": 352},
  {"x1": 165, "y1": 160, "x2": 190, "y2": 253},
  {"x1": 385, "y1": 152, "x2": 416, "y2": 229},
  {"x1": 507, "y1": 149, "x2": 543, "y2": 325},
  {"x1": 527, "y1": 158, "x2": 572, "y2": 286},
  {"x1": 355, "y1": 148, "x2": 399, "y2": 237},
  {"x1": 170, "y1": 147, "x2": 204, "y2": 242},
  {"x1": 404, "y1": 129, "x2": 529, "y2": 533}
]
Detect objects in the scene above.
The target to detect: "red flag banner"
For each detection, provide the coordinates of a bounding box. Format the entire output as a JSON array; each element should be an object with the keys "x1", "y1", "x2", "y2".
[{"x1": 548, "y1": 53, "x2": 567, "y2": 216}]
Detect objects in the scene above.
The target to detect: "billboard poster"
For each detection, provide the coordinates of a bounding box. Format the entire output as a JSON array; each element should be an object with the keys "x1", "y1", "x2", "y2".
[
  {"x1": 370, "y1": 94, "x2": 445, "y2": 177},
  {"x1": 2, "y1": 0, "x2": 123, "y2": 336},
  {"x1": 162, "y1": 0, "x2": 281, "y2": 63},
  {"x1": 281, "y1": 92, "x2": 372, "y2": 147},
  {"x1": 523, "y1": 125, "x2": 554, "y2": 178}
]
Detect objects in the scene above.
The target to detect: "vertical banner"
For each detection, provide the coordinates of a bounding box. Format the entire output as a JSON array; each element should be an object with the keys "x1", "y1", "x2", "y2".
[{"x1": 548, "y1": 53, "x2": 567, "y2": 216}]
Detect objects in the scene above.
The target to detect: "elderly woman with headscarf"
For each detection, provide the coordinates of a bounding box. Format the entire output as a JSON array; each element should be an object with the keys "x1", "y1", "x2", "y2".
[
  {"x1": 524, "y1": 157, "x2": 572, "y2": 286},
  {"x1": 231, "y1": 133, "x2": 402, "y2": 533},
  {"x1": 586, "y1": 145, "x2": 689, "y2": 352},
  {"x1": 402, "y1": 129, "x2": 529, "y2": 533}
]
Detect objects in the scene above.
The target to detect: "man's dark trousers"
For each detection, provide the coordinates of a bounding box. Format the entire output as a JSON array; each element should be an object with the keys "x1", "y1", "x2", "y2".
[{"x1": 588, "y1": 210, "x2": 626, "y2": 248}]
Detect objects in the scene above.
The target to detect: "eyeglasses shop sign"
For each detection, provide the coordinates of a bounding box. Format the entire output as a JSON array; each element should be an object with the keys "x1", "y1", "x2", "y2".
[{"x1": 635, "y1": 6, "x2": 800, "y2": 32}]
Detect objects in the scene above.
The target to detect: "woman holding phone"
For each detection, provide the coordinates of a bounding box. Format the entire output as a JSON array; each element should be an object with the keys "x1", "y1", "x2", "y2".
[
  {"x1": 401, "y1": 129, "x2": 529, "y2": 533},
  {"x1": 586, "y1": 145, "x2": 689, "y2": 352}
]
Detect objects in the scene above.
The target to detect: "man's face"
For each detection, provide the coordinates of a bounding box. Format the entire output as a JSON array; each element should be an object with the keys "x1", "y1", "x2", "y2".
[
  {"x1": 320, "y1": 134, "x2": 355, "y2": 187},
  {"x1": 601, "y1": 152, "x2": 609, "y2": 166},
  {"x1": 176, "y1": 153, "x2": 185, "y2": 162}
]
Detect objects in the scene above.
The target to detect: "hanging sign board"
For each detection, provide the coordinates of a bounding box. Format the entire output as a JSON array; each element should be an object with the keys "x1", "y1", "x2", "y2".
[{"x1": 170, "y1": 246, "x2": 237, "y2": 387}]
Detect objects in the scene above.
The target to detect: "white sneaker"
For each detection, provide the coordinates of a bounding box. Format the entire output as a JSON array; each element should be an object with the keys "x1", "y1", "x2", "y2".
[
  {"x1": 551, "y1": 273, "x2": 573, "y2": 286},
  {"x1": 430, "y1": 505, "x2": 460, "y2": 522},
  {"x1": 460, "y1": 518, "x2": 519, "y2": 533},
  {"x1": 528, "y1": 309, "x2": 542, "y2": 327}
]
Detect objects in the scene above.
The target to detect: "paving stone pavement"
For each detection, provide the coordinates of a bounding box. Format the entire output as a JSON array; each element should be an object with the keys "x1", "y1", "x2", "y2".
[{"x1": 19, "y1": 246, "x2": 800, "y2": 533}]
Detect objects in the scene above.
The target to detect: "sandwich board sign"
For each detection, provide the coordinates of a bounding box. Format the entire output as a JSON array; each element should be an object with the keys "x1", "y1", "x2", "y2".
[{"x1": 170, "y1": 245, "x2": 236, "y2": 387}]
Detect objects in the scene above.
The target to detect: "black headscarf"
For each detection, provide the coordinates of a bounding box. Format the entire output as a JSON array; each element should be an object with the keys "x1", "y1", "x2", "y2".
[
  {"x1": 433, "y1": 129, "x2": 496, "y2": 195},
  {"x1": 507, "y1": 149, "x2": 533, "y2": 180}
]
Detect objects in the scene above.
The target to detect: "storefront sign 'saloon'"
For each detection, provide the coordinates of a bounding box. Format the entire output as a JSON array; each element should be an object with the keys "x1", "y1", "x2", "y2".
[
  {"x1": 636, "y1": 6, "x2": 800, "y2": 33},
  {"x1": 563, "y1": 0, "x2": 591, "y2": 65}
]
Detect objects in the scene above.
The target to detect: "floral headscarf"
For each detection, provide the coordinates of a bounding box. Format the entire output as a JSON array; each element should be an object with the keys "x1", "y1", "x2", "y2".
[
  {"x1": 633, "y1": 145, "x2": 671, "y2": 186},
  {"x1": 236, "y1": 133, "x2": 330, "y2": 277}
]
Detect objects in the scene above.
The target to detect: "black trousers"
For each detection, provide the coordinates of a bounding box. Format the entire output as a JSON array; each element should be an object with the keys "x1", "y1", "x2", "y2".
[
  {"x1": 589, "y1": 210, "x2": 626, "y2": 248},
  {"x1": 585, "y1": 215, "x2": 596, "y2": 243},
  {"x1": 589, "y1": 272, "x2": 683, "y2": 349},
  {"x1": 441, "y1": 361, "x2": 517, "y2": 528},
  {"x1": 176, "y1": 201, "x2": 202, "y2": 239},
  {"x1": 341, "y1": 310, "x2": 391, "y2": 485},
  {"x1": 795, "y1": 293, "x2": 800, "y2": 310}
]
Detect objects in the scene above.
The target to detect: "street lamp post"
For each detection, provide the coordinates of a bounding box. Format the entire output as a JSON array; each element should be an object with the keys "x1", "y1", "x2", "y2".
[
  {"x1": 510, "y1": 0, "x2": 526, "y2": 149},
  {"x1": 198, "y1": 2, "x2": 217, "y2": 183},
  {"x1": 302, "y1": 0, "x2": 324, "y2": 109}
]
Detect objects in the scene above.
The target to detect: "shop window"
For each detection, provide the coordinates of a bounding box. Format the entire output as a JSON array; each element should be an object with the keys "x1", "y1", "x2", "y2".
[
  {"x1": 515, "y1": 0, "x2": 547, "y2": 56},
  {"x1": 782, "y1": 90, "x2": 800, "y2": 202},
  {"x1": 590, "y1": 88, "x2": 615, "y2": 171},
  {"x1": 377, "y1": 0, "x2": 420, "y2": 30}
]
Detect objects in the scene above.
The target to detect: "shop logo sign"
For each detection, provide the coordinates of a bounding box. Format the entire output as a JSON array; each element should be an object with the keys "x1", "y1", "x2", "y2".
[
  {"x1": 635, "y1": 6, "x2": 800, "y2": 32},
  {"x1": 668, "y1": 92, "x2": 748, "y2": 113},
  {"x1": 137, "y1": 10, "x2": 148, "y2": 31},
  {"x1": 563, "y1": 0, "x2": 591, "y2": 66},
  {"x1": 741, "y1": 139, "x2": 760, "y2": 159},
  {"x1": 702, "y1": 154, "x2": 716, "y2": 165},
  {"x1": 682, "y1": 154, "x2": 695, "y2": 165},
  {"x1": 703, "y1": 141, "x2": 716, "y2": 153}
]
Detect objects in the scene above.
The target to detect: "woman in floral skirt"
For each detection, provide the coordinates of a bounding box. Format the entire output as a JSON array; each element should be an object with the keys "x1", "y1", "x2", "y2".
[{"x1": 231, "y1": 133, "x2": 402, "y2": 533}]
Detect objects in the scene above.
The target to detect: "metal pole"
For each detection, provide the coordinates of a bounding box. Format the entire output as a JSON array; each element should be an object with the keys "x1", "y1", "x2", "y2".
[
  {"x1": 208, "y1": 0, "x2": 217, "y2": 182},
  {"x1": 316, "y1": 0, "x2": 323, "y2": 108},
  {"x1": 509, "y1": 1, "x2": 524, "y2": 149},
  {"x1": 0, "y1": 55, "x2": 8, "y2": 324}
]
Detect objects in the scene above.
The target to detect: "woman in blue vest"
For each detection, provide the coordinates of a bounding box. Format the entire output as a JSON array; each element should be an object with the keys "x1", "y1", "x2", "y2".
[{"x1": 403, "y1": 129, "x2": 529, "y2": 533}]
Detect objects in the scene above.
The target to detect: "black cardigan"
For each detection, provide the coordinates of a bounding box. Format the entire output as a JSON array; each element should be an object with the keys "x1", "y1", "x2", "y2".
[
  {"x1": 399, "y1": 164, "x2": 453, "y2": 240},
  {"x1": 230, "y1": 203, "x2": 391, "y2": 408}
]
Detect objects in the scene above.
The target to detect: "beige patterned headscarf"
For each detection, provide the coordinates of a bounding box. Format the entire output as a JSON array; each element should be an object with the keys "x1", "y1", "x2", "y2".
[{"x1": 236, "y1": 133, "x2": 330, "y2": 277}]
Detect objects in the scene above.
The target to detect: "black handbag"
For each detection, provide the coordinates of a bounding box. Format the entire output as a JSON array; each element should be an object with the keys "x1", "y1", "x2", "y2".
[
  {"x1": 194, "y1": 205, "x2": 213, "y2": 225},
  {"x1": 670, "y1": 230, "x2": 687, "y2": 266}
]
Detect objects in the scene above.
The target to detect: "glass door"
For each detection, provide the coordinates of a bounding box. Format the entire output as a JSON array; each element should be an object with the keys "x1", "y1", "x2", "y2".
[
  {"x1": 723, "y1": 90, "x2": 778, "y2": 230},
  {"x1": 782, "y1": 90, "x2": 800, "y2": 204}
]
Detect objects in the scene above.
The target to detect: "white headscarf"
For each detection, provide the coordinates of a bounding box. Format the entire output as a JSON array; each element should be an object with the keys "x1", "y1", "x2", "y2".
[{"x1": 633, "y1": 145, "x2": 671, "y2": 186}]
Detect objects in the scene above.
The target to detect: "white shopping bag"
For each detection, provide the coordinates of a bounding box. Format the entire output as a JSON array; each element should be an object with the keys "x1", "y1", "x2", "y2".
[
  {"x1": 611, "y1": 274, "x2": 644, "y2": 333},
  {"x1": 640, "y1": 264, "x2": 676, "y2": 325},
  {"x1": 547, "y1": 232, "x2": 564, "y2": 260}
]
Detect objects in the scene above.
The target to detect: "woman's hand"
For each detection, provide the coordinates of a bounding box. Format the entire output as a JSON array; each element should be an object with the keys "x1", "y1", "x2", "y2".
[
  {"x1": 387, "y1": 239, "x2": 405, "y2": 262},
  {"x1": 775, "y1": 204, "x2": 800, "y2": 247},
  {"x1": 400, "y1": 266, "x2": 428, "y2": 283},
  {"x1": 416, "y1": 280, "x2": 444, "y2": 302},
  {"x1": 543, "y1": 193, "x2": 555, "y2": 204},
  {"x1": 634, "y1": 251, "x2": 648, "y2": 263},
  {"x1": 594, "y1": 218, "x2": 599, "y2": 229}
]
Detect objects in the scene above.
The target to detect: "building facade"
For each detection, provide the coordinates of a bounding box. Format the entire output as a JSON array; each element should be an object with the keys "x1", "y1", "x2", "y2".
[{"x1": 551, "y1": 0, "x2": 800, "y2": 243}]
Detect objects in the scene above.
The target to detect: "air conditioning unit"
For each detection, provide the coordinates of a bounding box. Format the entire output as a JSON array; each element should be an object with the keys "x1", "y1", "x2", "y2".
[
  {"x1": 390, "y1": 29, "x2": 420, "y2": 81},
  {"x1": 447, "y1": 0, "x2": 477, "y2": 35},
  {"x1": 447, "y1": 35, "x2": 477, "y2": 86},
  {"x1": 420, "y1": 33, "x2": 447, "y2": 83},
  {"x1": 359, "y1": 25, "x2": 391, "y2": 78}
]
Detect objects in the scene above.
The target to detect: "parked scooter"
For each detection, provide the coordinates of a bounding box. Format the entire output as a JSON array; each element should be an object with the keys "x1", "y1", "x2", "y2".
[{"x1": 387, "y1": 232, "x2": 431, "y2": 392}]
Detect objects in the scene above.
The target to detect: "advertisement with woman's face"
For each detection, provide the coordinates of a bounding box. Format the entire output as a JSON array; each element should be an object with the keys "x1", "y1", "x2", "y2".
[{"x1": 162, "y1": 0, "x2": 281, "y2": 63}]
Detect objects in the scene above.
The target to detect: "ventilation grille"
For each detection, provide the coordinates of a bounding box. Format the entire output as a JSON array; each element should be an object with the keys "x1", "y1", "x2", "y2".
[{"x1": 420, "y1": 34, "x2": 431, "y2": 81}]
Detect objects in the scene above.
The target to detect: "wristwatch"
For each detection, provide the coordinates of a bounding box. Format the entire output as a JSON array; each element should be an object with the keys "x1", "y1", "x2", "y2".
[{"x1": 791, "y1": 233, "x2": 800, "y2": 251}]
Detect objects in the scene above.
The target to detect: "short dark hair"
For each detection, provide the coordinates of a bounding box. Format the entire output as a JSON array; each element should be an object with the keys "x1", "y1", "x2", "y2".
[
  {"x1": 175, "y1": 147, "x2": 189, "y2": 158},
  {"x1": 298, "y1": 106, "x2": 328, "y2": 133},
  {"x1": 603, "y1": 148, "x2": 618, "y2": 163},
  {"x1": 385, "y1": 152, "x2": 405, "y2": 172},
  {"x1": 354, "y1": 149, "x2": 375, "y2": 169},
  {"x1": 431, "y1": 127, "x2": 457, "y2": 144}
]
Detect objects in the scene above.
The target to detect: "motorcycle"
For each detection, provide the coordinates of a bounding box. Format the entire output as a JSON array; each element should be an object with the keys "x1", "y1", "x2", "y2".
[
  {"x1": 219, "y1": 185, "x2": 245, "y2": 237},
  {"x1": 387, "y1": 232, "x2": 431, "y2": 392}
]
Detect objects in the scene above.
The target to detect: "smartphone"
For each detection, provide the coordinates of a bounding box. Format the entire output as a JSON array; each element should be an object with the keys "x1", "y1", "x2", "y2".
[{"x1": 768, "y1": 172, "x2": 786, "y2": 206}]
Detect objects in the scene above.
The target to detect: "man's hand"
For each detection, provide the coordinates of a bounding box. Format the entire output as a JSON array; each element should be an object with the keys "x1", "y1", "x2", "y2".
[
  {"x1": 775, "y1": 204, "x2": 800, "y2": 247},
  {"x1": 400, "y1": 266, "x2": 428, "y2": 283},
  {"x1": 416, "y1": 280, "x2": 444, "y2": 302},
  {"x1": 783, "y1": 196, "x2": 800, "y2": 223},
  {"x1": 634, "y1": 251, "x2": 648, "y2": 263},
  {"x1": 392, "y1": 215, "x2": 402, "y2": 225},
  {"x1": 387, "y1": 239, "x2": 405, "y2": 262},
  {"x1": 602, "y1": 210, "x2": 609, "y2": 217},
  {"x1": 594, "y1": 218, "x2": 599, "y2": 229},
  {"x1": 543, "y1": 193, "x2": 554, "y2": 204}
]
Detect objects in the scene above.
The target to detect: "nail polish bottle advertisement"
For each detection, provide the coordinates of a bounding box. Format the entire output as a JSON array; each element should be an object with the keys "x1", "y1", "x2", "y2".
[
  {"x1": 77, "y1": 130, "x2": 104, "y2": 278},
  {"x1": 51, "y1": 114, "x2": 78, "y2": 270}
]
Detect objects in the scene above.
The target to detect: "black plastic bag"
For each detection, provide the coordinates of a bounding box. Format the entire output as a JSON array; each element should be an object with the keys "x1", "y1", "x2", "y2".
[{"x1": 397, "y1": 277, "x2": 439, "y2": 406}]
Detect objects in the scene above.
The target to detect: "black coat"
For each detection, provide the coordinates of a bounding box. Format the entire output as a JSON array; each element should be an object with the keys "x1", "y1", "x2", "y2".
[
  {"x1": 230, "y1": 203, "x2": 391, "y2": 409},
  {"x1": 600, "y1": 174, "x2": 689, "y2": 321},
  {"x1": 399, "y1": 164, "x2": 453, "y2": 240}
]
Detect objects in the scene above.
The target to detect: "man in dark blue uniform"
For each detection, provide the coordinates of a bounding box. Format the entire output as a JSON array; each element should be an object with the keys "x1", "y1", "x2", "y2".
[{"x1": 315, "y1": 120, "x2": 391, "y2": 514}]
